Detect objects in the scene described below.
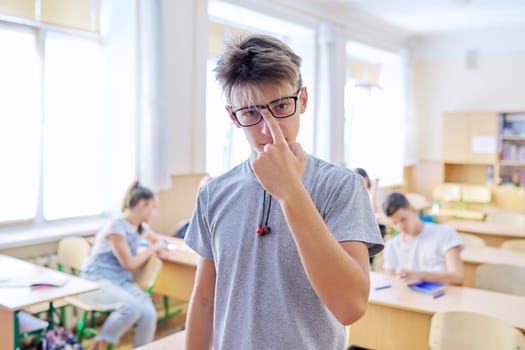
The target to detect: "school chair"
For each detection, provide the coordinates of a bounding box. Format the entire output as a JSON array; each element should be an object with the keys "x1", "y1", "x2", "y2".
[
  {"x1": 431, "y1": 183, "x2": 489, "y2": 221},
  {"x1": 458, "y1": 233, "x2": 486, "y2": 248},
  {"x1": 429, "y1": 311, "x2": 525, "y2": 350},
  {"x1": 475, "y1": 264, "x2": 525, "y2": 296},
  {"x1": 461, "y1": 184, "x2": 492, "y2": 210},
  {"x1": 23, "y1": 237, "x2": 91, "y2": 330},
  {"x1": 57, "y1": 237, "x2": 92, "y2": 274},
  {"x1": 55, "y1": 236, "x2": 98, "y2": 344},
  {"x1": 501, "y1": 239, "x2": 525, "y2": 253},
  {"x1": 430, "y1": 183, "x2": 461, "y2": 220},
  {"x1": 432, "y1": 183, "x2": 461, "y2": 207},
  {"x1": 66, "y1": 256, "x2": 163, "y2": 348},
  {"x1": 56, "y1": 236, "x2": 92, "y2": 326},
  {"x1": 486, "y1": 210, "x2": 525, "y2": 228},
  {"x1": 405, "y1": 192, "x2": 431, "y2": 213}
]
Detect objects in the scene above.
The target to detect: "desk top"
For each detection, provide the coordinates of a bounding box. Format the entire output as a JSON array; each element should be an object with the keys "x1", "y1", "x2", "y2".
[
  {"x1": 461, "y1": 246, "x2": 525, "y2": 267},
  {"x1": 164, "y1": 237, "x2": 199, "y2": 267},
  {"x1": 369, "y1": 272, "x2": 525, "y2": 331},
  {"x1": 448, "y1": 220, "x2": 525, "y2": 237},
  {"x1": 136, "y1": 331, "x2": 185, "y2": 349},
  {"x1": 0, "y1": 255, "x2": 99, "y2": 310}
]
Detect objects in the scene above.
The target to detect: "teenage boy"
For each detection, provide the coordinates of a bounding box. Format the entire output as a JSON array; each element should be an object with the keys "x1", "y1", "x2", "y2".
[
  {"x1": 382, "y1": 191, "x2": 464, "y2": 286},
  {"x1": 184, "y1": 34, "x2": 384, "y2": 350}
]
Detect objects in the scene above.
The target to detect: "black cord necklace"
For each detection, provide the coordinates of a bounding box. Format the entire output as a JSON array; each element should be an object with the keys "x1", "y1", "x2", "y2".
[{"x1": 257, "y1": 189, "x2": 272, "y2": 236}]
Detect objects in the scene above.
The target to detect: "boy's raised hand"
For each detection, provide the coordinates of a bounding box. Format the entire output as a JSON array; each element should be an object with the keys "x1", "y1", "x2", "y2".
[{"x1": 252, "y1": 109, "x2": 307, "y2": 202}]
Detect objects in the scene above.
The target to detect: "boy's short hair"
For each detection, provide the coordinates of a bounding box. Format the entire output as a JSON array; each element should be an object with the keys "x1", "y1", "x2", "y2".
[
  {"x1": 215, "y1": 34, "x2": 303, "y2": 103},
  {"x1": 383, "y1": 191, "x2": 411, "y2": 217}
]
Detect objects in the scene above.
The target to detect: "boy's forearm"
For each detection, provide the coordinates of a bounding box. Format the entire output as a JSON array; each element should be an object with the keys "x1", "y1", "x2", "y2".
[
  {"x1": 185, "y1": 301, "x2": 214, "y2": 350},
  {"x1": 279, "y1": 185, "x2": 370, "y2": 325},
  {"x1": 419, "y1": 270, "x2": 464, "y2": 286}
]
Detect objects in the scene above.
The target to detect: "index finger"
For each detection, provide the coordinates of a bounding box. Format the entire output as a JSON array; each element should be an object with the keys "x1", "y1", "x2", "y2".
[{"x1": 261, "y1": 109, "x2": 287, "y2": 145}]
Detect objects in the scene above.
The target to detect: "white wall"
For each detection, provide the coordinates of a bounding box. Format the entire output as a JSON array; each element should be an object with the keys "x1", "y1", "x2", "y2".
[
  {"x1": 412, "y1": 25, "x2": 525, "y2": 161},
  {"x1": 163, "y1": 0, "x2": 208, "y2": 174}
]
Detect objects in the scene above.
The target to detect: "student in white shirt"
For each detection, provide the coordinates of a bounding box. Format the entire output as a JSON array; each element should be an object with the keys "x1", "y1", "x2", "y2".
[{"x1": 382, "y1": 191, "x2": 464, "y2": 285}]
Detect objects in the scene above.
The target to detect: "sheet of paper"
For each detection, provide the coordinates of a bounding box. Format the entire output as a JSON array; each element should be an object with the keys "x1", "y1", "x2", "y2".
[{"x1": 471, "y1": 135, "x2": 496, "y2": 154}]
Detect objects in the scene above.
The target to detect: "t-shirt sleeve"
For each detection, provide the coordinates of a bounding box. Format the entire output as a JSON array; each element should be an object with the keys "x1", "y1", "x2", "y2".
[
  {"x1": 322, "y1": 172, "x2": 384, "y2": 256},
  {"x1": 382, "y1": 239, "x2": 398, "y2": 271},
  {"x1": 90, "y1": 218, "x2": 127, "y2": 255},
  {"x1": 184, "y1": 187, "x2": 214, "y2": 260},
  {"x1": 103, "y1": 219, "x2": 126, "y2": 238},
  {"x1": 440, "y1": 225, "x2": 464, "y2": 254}
]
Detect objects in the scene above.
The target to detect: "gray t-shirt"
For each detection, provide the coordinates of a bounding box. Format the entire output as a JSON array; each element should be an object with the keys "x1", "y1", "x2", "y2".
[
  {"x1": 185, "y1": 155, "x2": 384, "y2": 350},
  {"x1": 83, "y1": 217, "x2": 143, "y2": 284}
]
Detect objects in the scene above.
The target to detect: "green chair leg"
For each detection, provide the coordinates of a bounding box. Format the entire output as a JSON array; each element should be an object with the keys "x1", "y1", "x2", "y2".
[
  {"x1": 60, "y1": 305, "x2": 67, "y2": 326},
  {"x1": 76, "y1": 310, "x2": 87, "y2": 343},
  {"x1": 76, "y1": 310, "x2": 104, "y2": 345},
  {"x1": 157, "y1": 295, "x2": 183, "y2": 323},
  {"x1": 91, "y1": 310, "x2": 96, "y2": 329}
]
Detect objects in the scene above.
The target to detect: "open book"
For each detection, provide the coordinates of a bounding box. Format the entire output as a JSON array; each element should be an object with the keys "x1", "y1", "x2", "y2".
[{"x1": 408, "y1": 281, "x2": 446, "y2": 296}]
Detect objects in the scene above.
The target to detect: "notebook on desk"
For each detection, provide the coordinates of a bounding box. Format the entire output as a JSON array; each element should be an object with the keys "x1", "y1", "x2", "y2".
[
  {"x1": 0, "y1": 272, "x2": 70, "y2": 288},
  {"x1": 408, "y1": 281, "x2": 446, "y2": 296}
]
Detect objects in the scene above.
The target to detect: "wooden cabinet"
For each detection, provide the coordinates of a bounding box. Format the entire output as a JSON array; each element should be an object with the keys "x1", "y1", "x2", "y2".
[
  {"x1": 408, "y1": 112, "x2": 525, "y2": 211},
  {"x1": 443, "y1": 112, "x2": 499, "y2": 164}
]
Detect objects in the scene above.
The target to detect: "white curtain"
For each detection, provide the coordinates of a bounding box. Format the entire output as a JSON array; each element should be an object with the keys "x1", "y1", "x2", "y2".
[
  {"x1": 137, "y1": 0, "x2": 171, "y2": 191},
  {"x1": 314, "y1": 23, "x2": 346, "y2": 165}
]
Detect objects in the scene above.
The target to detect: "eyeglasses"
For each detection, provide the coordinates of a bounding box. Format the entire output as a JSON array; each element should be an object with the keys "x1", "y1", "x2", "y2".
[{"x1": 230, "y1": 89, "x2": 302, "y2": 127}]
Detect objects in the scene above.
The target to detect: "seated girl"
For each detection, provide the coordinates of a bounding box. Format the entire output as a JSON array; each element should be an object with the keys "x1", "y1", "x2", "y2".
[{"x1": 82, "y1": 181, "x2": 168, "y2": 349}]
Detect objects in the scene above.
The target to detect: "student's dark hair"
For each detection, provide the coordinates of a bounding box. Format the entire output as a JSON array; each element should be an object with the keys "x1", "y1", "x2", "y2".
[
  {"x1": 382, "y1": 191, "x2": 411, "y2": 217},
  {"x1": 215, "y1": 34, "x2": 303, "y2": 103},
  {"x1": 354, "y1": 168, "x2": 370, "y2": 189},
  {"x1": 121, "y1": 180, "x2": 154, "y2": 213}
]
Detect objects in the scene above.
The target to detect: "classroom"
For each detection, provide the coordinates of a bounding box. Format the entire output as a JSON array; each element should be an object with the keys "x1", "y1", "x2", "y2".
[{"x1": 1, "y1": 0, "x2": 525, "y2": 349}]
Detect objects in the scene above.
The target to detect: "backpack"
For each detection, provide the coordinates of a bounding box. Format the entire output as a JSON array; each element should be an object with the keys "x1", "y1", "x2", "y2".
[{"x1": 39, "y1": 327, "x2": 83, "y2": 350}]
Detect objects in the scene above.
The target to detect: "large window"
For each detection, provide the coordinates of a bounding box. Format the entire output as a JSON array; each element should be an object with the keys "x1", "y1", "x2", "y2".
[
  {"x1": 0, "y1": 24, "x2": 107, "y2": 224},
  {"x1": 344, "y1": 41, "x2": 406, "y2": 187},
  {"x1": 206, "y1": 1, "x2": 315, "y2": 176},
  {"x1": 0, "y1": 0, "x2": 143, "y2": 228},
  {"x1": 0, "y1": 25, "x2": 40, "y2": 223},
  {"x1": 43, "y1": 32, "x2": 105, "y2": 220}
]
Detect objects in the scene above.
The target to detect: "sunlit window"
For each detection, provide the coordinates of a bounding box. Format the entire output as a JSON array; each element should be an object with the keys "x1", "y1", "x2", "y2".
[
  {"x1": 0, "y1": 4, "x2": 134, "y2": 226},
  {"x1": 344, "y1": 42, "x2": 406, "y2": 187},
  {"x1": 0, "y1": 24, "x2": 110, "y2": 224},
  {"x1": 43, "y1": 32, "x2": 105, "y2": 220},
  {"x1": 0, "y1": 26, "x2": 40, "y2": 222}
]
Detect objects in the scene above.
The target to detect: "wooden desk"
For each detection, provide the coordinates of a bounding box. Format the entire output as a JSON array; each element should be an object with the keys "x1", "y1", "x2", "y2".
[
  {"x1": 432, "y1": 209, "x2": 486, "y2": 221},
  {"x1": 136, "y1": 330, "x2": 186, "y2": 349},
  {"x1": 461, "y1": 246, "x2": 525, "y2": 287},
  {"x1": 0, "y1": 255, "x2": 99, "y2": 350},
  {"x1": 154, "y1": 238, "x2": 198, "y2": 301},
  {"x1": 348, "y1": 272, "x2": 525, "y2": 350},
  {"x1": 449, "y1": 220, "x2": 525, "y2": 247}
]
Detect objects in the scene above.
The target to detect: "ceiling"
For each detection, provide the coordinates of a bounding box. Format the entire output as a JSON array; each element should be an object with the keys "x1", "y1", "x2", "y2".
[{"x1": 316, "y1": 0, "x2": 525, "y2": 34}]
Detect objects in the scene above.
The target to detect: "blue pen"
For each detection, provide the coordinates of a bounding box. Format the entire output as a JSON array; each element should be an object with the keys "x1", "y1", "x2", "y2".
[
  {"x1": 375, "y1": 285, "x2": 392, "y2": 291},
  {"x1": 433, "y1": 292, "x2": 446, "y2": 299}
]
